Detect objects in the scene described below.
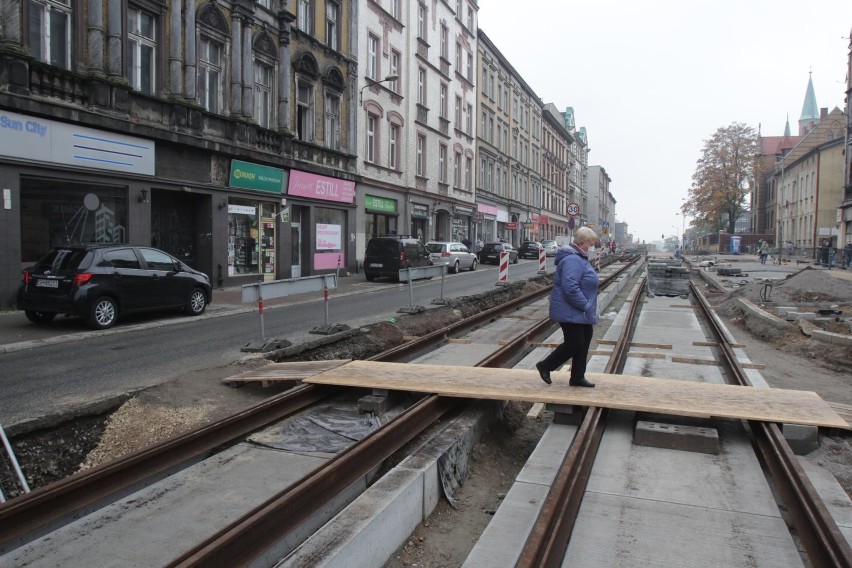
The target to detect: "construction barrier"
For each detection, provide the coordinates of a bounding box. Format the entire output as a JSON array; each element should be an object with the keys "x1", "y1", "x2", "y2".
[
  {"x1": 538, "y1": 249, "x2": 546, "y2": 273},
  {"x1": 496, "y1": 251, "x2": 509, "y2": 286}
]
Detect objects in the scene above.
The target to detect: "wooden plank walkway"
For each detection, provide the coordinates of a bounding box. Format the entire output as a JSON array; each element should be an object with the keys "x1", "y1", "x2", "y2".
[{"x1": 302, "y1": 360, "x2": 848, "y2": 429}]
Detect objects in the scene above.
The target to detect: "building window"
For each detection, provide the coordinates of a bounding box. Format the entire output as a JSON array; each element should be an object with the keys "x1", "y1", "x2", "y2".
[
  {"x1": 480, "y1": 110, "x2": 486, "y2": 137},
  {"x1": 127, "y1": 7, "x2": 156, "y2": 94},
  {"x1": 455, "y1": 95, "x2": 462, "y2": 128},
  {"x1": 390, "y1": 0, "x2": 400, "y2": 19},
  {"x1": 466, "y1": 103, "x2": 472, "y2": 134},
  {"x1": 198, "y1": 37, "x2": 223, "y2": 113},
  {"x1": 254, "y1": 61, "x2": 273, "y2": 128},
  {"x1": 465, "y1": 156, "x2": 472, "y2": 190},
  {"x1": 440, "y1": 83, "x2": 448, "y2": 118},
  {"x1": 366, "y1": 114, "x2": 376, "y2": 163},
  {"x1": 439, "y1": 144, "x2": 448, "y2": 183},
  {"x1": 440, "y1": 24, "x2": 448, "y2": 59},
  {"x1": 417, "y1": 3, "x2": 426, "y2": 40},
  {"x1": 466, "y1": 52, "x2": 473, "y2": 81},
  {"x1": 28, "y1": 0, "x2": 71, "y2": 69},
  {"x1": 454, "y1": 150, "x2": 462, "y2": 187},
  {"x1": 481, "y1": 67, "x2": 488, "y2": 95},
  {"x1": 389, "y1": 49, "x2": 400, "y2": 92},
  {"x1": 326, "y1": 2, "x2": 339, "y2": 50},
  {"x1": 296, "y1": 79, "x2": 314, "y2": 141},
  {"x1": 456, "y1": 0, "x2": 461, "y2": 16},
  {"x1": 418, "y1": 67, "x2": 426, "y2": 105},
  {"x1": 455, "y1": 41, "x2": 462, "y2": 70},
  {"x1": 297, "y1": 0, "x2": 312, "y2": 32},
  {"x1": 367, "y1": 35, "x2": 379, "y2": 80},
  {"x1": 389, "y1": 123, "x2": 399, "y2": 170},
  {"x1": 325, "y1": 93, "x2": 340, "y2": 150},
  {"x1": 416, "y1": 135, "x2": 425, "y2": 176},
  {"x1": 467, "y1": 6, "x2": 473, "y2": 30}
]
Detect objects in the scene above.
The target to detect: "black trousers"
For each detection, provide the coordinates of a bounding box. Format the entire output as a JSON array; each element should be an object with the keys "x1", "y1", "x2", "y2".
[{"x1": 539, "y1": 322, "x2": 594, "y2": 381}]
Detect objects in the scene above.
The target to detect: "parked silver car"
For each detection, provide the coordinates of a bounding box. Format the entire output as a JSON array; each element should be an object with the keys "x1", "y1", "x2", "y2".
[
  {"x1": 426, "y1": 242, "x2": 478, "y2": 273},
  {"x1": 541, "y1": 240, "x2": 558, "y2": 257}
]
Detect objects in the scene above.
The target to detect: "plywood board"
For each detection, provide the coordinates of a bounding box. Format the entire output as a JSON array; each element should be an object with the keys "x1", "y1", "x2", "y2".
[
  {"x1": 223, "y1": 360, "x2": 351, "y2": 385},
  {"x1": 304, "y1": 360, "x2": 847, "y2": 429}
]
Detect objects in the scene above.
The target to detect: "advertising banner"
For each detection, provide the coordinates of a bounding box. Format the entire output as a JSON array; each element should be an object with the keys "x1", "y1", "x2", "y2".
[
  {"x1": 316, "y1": 223, "x2": 342, "y2": 250},
  {"x1": 288, "y1": 169, "x2": 355, "y2": 203}
]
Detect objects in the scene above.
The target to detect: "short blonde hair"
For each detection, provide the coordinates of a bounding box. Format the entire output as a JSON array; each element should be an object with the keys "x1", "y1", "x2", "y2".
[{"x1": 573, "y1": 227, "x2": 597, "y2": 246}]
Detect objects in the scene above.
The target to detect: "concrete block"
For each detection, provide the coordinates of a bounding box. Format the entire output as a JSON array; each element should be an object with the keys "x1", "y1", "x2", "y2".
[
  {"x1": 633, "y1": 420, "x2": 720, "y2": 455},
  {"x1": 357, "y1": 394, "x2": 397, "y2": 415},
  {"x1": 797, "y1": 312, "x2": 817, "y2": 321},
  {"x1": 548, "y1": 403, "x2": 585, "y2": 425},
  {"x1": 782, "y1": 423, "x2": 819, "y2": 455},
  {"x1": 776, "y1": 307, "x2": 797, "y2": 317}
]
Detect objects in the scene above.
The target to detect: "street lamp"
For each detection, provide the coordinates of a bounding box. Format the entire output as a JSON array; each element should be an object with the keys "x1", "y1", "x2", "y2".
[{"x1": 359, "y1": 74, "x2": 399, "y2": 106}]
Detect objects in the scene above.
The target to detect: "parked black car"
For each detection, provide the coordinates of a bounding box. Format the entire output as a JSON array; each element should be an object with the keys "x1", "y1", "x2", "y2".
[
  {"x1": 18, "y1": 245, "x2": 212, "y2": 329},
  {"x1": 517, "y1": 241, "x2": 544, "y2": 259},
  {"x1": 478, "y1": 242, "x2": 519, "y2": 265},
  {"x1": 364, "y1": 235, "x2": 432, "y2": 281}
]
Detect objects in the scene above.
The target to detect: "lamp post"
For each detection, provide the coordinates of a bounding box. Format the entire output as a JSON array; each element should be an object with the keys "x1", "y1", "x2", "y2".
[{"x1": 359, "y1": 74, "x2": 399, "y2": 106}]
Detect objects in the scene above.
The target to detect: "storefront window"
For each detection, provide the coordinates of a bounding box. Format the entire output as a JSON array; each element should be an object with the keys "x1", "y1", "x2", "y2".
[
  {"x1": 227, "y1": 198, "x2": 276, "y2": 276},
  {"x1": 20, "y1": 178, "x2": 127, "y2": 262}
]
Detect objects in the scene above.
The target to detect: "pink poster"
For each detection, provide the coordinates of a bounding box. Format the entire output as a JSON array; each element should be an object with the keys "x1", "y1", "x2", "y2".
[
  {"x1": 314, "y1": 252, "x2": 345, "y2": 270},
  {"x1": 288, "y1": 169, "x2": 355, "y2": 203}
]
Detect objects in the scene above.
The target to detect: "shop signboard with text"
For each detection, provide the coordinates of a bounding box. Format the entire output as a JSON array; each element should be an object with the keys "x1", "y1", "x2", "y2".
[
  {"x1": 287, "y1": 169, "x2": 355, "y2": 203},
  {"x1": 316, "y1": 224, "x2": 342, "y2": 250},
  {"x1": 229, "y1": 160, "x2": 284, "y2": 193},
  {"x1": 365, "y1": 195, "x2": 397, "y2": 213}
]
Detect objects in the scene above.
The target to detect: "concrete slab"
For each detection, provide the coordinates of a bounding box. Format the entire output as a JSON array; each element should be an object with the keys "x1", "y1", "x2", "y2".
[
  {"x1": 633, "y1": 420, "x2": 720, "y2": 454},
  {"x1": 516, "y1": 424, "x2": 577, "y2": 486},
  {"x1": 411, "y1": 342, "x2": 501, "y2": 366},
  {"x1": 564, "y1": 491, "x2": 802, "y2": 567},
  {"x1": 461, "y1": 481, "x2": 550, "y2": 568},
  {"x1": 798, "y1": 459, "x2": 852, "y2": 545},
  {"x1": 2, "y1": 444, "x2": 336, "y2": 568},
  {"x1": 589, "y1": 415, "x2": 782, "y2": 517}
]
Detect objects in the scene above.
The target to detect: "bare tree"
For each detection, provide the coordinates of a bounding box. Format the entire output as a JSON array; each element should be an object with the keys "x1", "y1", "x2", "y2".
[{"x1": 685, "y1": 123, "x2": 758, "y2": 234}]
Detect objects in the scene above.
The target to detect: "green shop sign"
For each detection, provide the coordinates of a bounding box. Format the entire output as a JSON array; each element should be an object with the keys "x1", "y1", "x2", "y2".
[
  {"x1": 229, "y1": 160, "x2": 284, "y2": 193},
  {"x1": 365, "y1": 195, "x2": 397, "y2": 213}
]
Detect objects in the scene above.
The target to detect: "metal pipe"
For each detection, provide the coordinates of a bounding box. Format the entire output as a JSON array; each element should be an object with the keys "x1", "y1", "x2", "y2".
[{"x1": 0, "y1": 423, "x2": 30, "y2": 494}]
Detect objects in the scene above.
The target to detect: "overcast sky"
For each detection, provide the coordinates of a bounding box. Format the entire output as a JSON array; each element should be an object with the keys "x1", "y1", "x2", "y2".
[{"x1": 478, "y1": 0, "x2": 850, "y2": 244}]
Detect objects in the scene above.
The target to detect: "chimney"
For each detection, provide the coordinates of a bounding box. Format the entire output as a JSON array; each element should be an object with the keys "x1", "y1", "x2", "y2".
[{"x1": 820, "y1": 107, "x2": 828, "y2": 120}]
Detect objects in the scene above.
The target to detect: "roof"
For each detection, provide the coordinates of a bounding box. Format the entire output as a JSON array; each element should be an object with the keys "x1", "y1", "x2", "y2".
[{"x1": 800, "y1": 73, "x2": 819, "y2": 121}]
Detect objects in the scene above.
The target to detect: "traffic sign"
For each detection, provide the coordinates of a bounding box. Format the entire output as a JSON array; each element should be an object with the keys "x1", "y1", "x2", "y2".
[{"x1": 567, "y1": 202, "x2": 580, "y2": 217}]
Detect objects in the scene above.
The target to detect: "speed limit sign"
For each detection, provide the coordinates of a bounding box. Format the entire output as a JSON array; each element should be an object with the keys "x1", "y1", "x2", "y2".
[{"x1": 567, "y1": 202, "x2": 580, "y2": 217}]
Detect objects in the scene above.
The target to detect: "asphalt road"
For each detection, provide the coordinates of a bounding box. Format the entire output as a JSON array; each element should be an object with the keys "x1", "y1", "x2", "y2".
[{"x1": 0, "y1": 259, "x2": 549, "y2": 428}]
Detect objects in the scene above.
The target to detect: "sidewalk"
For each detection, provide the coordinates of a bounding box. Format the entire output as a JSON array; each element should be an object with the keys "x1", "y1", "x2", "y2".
[{"x1": 0, "y1": 273, "x2": 373, "y2": 354}]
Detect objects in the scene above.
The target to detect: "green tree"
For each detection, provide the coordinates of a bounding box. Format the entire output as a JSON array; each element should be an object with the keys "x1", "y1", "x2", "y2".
[{"x1": 685, "y1": 123, "x2": 757, "y2": 234}]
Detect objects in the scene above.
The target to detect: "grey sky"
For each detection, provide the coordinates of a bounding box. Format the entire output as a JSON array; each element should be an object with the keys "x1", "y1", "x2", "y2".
[{"x1": 478, "y1": 0, "x2": 849, "y2": 243}]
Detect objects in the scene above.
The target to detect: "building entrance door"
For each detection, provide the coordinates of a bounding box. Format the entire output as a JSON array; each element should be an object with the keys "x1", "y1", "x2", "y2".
[{"x1": 291, "y1": 222, "x2": 302, "y2": 278}]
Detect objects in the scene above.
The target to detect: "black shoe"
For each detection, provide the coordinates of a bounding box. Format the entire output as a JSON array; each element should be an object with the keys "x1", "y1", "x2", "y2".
[
  {"x1": 569, "y1": 377, "x2": 595, "y2": 388},
  {"x1": 535, "y1": 362, "x2": 552, "y2": 385}
]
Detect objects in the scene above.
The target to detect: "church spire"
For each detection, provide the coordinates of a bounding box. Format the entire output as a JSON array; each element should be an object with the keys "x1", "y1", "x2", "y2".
[
  {"x1": 798, "y1": 72, "x2": 819, "y2": 135},
  {"x1": 784, "y1": 114, "x2": 791, "y2": 137}
]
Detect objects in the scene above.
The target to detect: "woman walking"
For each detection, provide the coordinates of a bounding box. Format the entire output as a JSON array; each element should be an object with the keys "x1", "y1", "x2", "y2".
[{"x1": 536, "y1": 227, "x2": 599, "y2": 387}]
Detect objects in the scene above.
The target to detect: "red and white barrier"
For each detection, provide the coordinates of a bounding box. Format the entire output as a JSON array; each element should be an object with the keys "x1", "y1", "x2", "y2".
[
  {"x1": 538, "y1": 249, "x2": 546, "y2": 273},
  {"x1": 497, "y1": 251, "x2": 509, "y2": 285}
]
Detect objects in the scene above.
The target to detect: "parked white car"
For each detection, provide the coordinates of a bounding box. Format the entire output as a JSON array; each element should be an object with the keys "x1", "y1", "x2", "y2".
[
  {"x1": 541, "y1": 240, "x2": 558, "y2": 257},
  {"x1": 425, "y1": 242, "x2": 478, "y2": 273}
]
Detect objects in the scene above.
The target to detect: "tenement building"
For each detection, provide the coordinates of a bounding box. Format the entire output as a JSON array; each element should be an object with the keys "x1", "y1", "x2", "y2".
[
  {"x1": 0, "y1": 0, "x2": 359, "y2": 306},
  {"x1": 355, "y1": 0, "x2": 479, "y2": 253},
  {"x1": 475, "y1": 29, "x2": 542, "y2": 246}
]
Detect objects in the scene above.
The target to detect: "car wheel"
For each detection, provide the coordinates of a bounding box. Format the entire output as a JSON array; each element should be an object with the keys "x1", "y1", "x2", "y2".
[
  {"x1": 25, "y1": 310, "x2": 56, "y2": 324},
  {"x1": 452, "y1": 261, "x2": 460, "y2": 274},
  {"x1": 470, "y1": 258, "x2": 477, "y2": 271},
  {"x1": 186, "y1": 287, "x2": 207, "y2": 316},
  {"x1": 88, "y1": 296, "x2": 117, "y2": 330}
]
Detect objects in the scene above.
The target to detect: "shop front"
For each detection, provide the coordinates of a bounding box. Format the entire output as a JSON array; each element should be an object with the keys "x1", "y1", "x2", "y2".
[
  {"x1": 225, "y1": 160, "x2": 284, "y2": 283},
  {"x1": 476, "y1": 203, "x2": 498, "y2": 243},
  {"x1": 410, "y1": 202, "x2": 430, "y2": 243},
  {"x1": 0, "y1": 110, "x2": 157, "y2": 307},
  {"x1": 452, "y1": 205, "x2": 475, "y2": 243},
  {"x1": 286, "y1": 169, "x2": 356, "y2": 277}
]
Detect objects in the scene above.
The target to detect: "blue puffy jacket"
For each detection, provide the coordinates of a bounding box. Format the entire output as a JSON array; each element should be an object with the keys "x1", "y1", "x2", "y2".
[{"x1": 549, "y1": 244, "x2": 599, "y2": 324}]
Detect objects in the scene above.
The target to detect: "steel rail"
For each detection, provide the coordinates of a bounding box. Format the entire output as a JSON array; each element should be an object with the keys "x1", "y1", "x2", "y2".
[
  {"x1": 517, "y1": 276, "x2": 646, "y2": 568},
  {"x1": 0, "y1": 383, "x2": 332, "y2": 552},
  {"x1": 691, "y1": 281, "x2": 852, "y2": 568}
]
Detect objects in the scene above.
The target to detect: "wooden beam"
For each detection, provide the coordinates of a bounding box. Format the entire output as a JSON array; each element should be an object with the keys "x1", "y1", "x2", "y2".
[{"x1": 304, "y1": 360, "x2": 847, "y2": 429}]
